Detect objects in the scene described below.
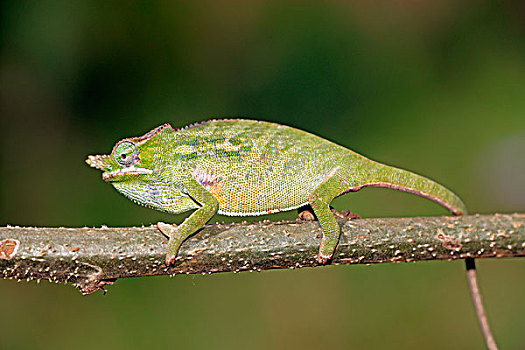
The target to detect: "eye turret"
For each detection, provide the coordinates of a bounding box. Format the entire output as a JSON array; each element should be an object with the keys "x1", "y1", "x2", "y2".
[{"x1": 114, "y1": 141, "x2": 138, "y2": 167}]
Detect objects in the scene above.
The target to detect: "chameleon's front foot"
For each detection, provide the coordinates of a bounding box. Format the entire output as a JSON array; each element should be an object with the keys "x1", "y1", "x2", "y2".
[
  {"x1": 156, "y1": 222, "x2": 183, "y2": 266},
  {"x1": 297, "y1": 205, "x2": 316, "y2": 221},
  {"x1": 165, "y1": 254, "x2": 177, "y2": 266}
]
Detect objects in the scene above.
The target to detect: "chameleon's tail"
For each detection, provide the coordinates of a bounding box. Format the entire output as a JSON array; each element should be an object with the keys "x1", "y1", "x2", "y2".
[
  {"x1": 352, "y1": 159, "x2": 467, "y2": 216},
  {"x1": 349, "y1": 159, "x2": 494, "y2": 347}
]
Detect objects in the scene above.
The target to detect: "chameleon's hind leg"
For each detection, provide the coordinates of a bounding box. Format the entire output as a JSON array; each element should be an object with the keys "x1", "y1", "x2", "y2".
[{"x1": 308, "y1": 168, "x2": 352, "y2": 264}]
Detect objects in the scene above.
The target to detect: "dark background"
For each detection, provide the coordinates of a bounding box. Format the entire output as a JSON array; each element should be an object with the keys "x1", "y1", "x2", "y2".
[{"x1": 1, "y1": 1, "x2": 524, "y2": 349}]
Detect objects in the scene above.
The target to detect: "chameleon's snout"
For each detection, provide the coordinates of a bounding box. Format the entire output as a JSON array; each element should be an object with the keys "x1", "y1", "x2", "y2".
[
  {"x1": 85, "y1": 154, "x2": 109, "y2": 171},
  {"x1": 86, "y1": 153, "x2": 153, "y2": 181}
]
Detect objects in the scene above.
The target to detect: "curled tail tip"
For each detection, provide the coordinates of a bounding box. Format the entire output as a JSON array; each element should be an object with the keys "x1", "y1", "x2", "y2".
[
  {"x1": 452, "y1": 200, "x2": 468, "y2": 216},
  {"x1": 452, "y1": 207, "x2": 467, "y2": 216}
]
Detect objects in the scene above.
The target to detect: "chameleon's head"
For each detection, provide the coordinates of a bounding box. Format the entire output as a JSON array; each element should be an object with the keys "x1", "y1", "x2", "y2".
[
  {"x1": 86, "y1": 123, "x2": 199, "y2": 214},
  {"x1": 85, "y1": 124, "x2": 173, "y2": 183}
]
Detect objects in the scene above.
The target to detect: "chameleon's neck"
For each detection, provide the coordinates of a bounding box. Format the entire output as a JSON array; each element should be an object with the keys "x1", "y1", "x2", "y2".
[{"x1": 354, "y1": 159, "x2": 467, "y2": 216}]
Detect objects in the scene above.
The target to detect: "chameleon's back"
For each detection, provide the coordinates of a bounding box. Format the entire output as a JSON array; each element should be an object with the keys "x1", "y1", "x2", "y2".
[{"x1": 171, "y1": 119, "x2": 356, "y2": 215}]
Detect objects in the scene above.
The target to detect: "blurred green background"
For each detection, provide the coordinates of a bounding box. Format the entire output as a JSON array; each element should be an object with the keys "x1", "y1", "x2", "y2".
[{"x1": 1, "y1": 1, "x2": 524, "y2": 349}]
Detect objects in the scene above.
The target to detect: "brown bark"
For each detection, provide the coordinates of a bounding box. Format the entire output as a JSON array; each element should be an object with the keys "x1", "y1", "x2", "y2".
[{"x1": 1, "y1": 213, "x2": 523, "y2": 294}]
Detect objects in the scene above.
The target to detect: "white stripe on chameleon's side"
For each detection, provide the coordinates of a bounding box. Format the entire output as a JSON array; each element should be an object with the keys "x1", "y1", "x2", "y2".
[
  {"x1": 218, "y1": 202, "x2": 309, "y2": 217},
  {"x1": 102, "y1": 166, "x2": 153, "y2": 180}
]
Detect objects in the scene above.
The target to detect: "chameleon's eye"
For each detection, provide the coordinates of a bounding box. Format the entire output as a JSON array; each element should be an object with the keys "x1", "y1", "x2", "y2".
[{"x1": 114, "y1": 141, "x2": 138, "y2": 167}]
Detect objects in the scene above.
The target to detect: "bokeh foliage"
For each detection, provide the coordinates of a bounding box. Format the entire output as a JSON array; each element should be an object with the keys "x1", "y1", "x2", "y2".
[{"x1": 1, "y1": 1, "x2": 524, "y2": 349}]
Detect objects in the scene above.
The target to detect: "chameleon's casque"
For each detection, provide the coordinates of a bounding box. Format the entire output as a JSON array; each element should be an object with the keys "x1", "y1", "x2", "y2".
[{"x1": 86, "y1": 119, "x2": 467, "y2": 265}]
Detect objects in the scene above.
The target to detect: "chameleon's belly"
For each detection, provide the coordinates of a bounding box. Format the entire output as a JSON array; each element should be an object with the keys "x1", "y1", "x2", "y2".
[
  {"x1": 208, "y1": 165, "x2": 323, "y2": 216},
  {"x1": 191, "y1": 147, "x2": 348, "y2": 216}
]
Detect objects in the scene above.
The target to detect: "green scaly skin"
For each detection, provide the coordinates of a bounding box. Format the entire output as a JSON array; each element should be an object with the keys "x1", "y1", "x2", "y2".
[{"x1": 86, "y1": 119, "x2": 467, "y2": 265}]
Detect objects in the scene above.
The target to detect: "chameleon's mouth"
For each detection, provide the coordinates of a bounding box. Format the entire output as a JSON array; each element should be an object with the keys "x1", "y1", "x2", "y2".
[{"x1": 102, "y1": 166, "x2": 153, "y2": 181}]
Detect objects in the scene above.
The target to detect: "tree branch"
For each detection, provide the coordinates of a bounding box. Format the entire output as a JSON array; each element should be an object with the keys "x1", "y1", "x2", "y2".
[{"x1": 1, "y1": 213, "x2": 523, "y2": 294}]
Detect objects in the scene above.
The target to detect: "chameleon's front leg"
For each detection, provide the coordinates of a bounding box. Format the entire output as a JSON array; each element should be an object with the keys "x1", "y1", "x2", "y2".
[{"x1": 158, "y1": 180, "x2": 219, "y2": 266}]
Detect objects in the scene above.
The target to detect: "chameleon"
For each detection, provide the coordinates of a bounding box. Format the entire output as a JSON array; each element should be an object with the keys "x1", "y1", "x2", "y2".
[{"x1": 86, "y1": 119, "x2": 467, "y2": 265}]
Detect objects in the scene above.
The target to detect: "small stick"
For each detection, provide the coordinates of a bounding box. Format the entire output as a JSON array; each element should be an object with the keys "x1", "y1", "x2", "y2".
[{"x1": 465, "y1": 258, "x2": 498, "y2": 350}]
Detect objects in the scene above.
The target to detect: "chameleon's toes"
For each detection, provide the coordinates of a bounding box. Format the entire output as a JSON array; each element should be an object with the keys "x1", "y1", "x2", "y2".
[
  {"x1": 317, "y1": 252, "x2": 332, "y2": 265},
  {"x1": 165, "y1": 253, "x2": 177, "y2": 266},
  {"x1": 297, "y1": 205, "x2": 316, "y2": 221},
  {"x1": 331, "y1": 208, "x2": 361, "y2": 220},
  {"x1": 96, "y1": 279, "x2": 117, "y2": 295}
]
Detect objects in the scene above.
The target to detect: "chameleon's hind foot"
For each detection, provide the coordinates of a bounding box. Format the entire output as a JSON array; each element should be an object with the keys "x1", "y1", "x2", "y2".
[
  {"x1": 317, "y1": 240, "x2": 337, "y2": 264},
  {"x1": 331, "y1": 208, "x2": 361, "y2": 220}
]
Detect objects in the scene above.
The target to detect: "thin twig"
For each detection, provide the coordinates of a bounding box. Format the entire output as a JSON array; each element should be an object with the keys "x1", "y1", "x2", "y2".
[{"x1": 466, "y1": 258, "x2": 498, "y2": 350}]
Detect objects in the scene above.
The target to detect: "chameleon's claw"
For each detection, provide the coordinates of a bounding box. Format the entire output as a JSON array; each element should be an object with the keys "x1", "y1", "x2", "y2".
[
  {"x1": 317, "y1": 252, "x2": 332, "y2": 265},
  {"x1": 165, "y1": 253, "x2": 177, "y2": 266},
  {"x1": 96, "y1": 279, "x2": 117, "y2": 295},
  {"x1": 297, "y1": 205, "x2": 316, "y2": 221},
  {"x1": 331, "y1": 208, "x2": 361, "y2": 220}
]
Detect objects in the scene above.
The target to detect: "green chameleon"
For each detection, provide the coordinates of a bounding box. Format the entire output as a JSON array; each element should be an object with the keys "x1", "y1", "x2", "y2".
[{"x1": 86, "y1": 119, "x2": 467, "y2": 265}]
